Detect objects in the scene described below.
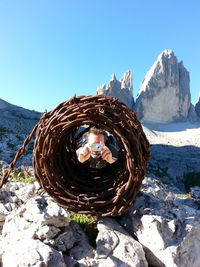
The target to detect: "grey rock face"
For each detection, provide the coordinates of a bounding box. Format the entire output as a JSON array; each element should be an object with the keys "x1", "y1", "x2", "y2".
[
  {"x1": 0, "y1": 175, "x2": 200, "y2": 267},
  {"x1": 0, "y1": 98, "x2": 41, "y2": 117},
  {"x1": 120, "y1": 177, "x2": 200, "y2": 267},
  {"x1": 0, "y1": 180, "x2": 152, "y2": 267},
  {"x1": 0, "y1": 98, "x2": 41, "y2": 164},
  {"x1": 75, "y1": 217, "x2": 148, "y2": 267},
  {"x1": 95, "y1": 217, "x2": 148, "y2": 267},
  {"x1": 190, "y1": 186, "x2": 200, "y2": 198},
  {"x1": 0, "y1": 194, "x2": 70, "y2": 267},
  {"x1": 195, "y1": 95, "x2": 200, "y2": 117},
  {"x1": 0, "y1": 191, "x2": 94, "y2": 267},
  {"x1": 135, "y1": 50, "x2": 191, "y2": 123},
  {"x1": 148, "y1": 144, "x2": 200, "y2": 187},
  {"x1": 188, "y1": 104, "x2": 199, "y2": 123},
  {"x1": 96, "y1": 70, "x2": 134, "y2": 109},
  {"x1": 0, "y1": 98, "x2": 41, "y2": 134},
  {"x1": 2, "y1": 239, "x2": 66, "y2": 267}
]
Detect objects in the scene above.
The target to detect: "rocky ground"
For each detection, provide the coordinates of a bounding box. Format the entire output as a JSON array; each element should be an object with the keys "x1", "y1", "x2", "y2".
[
  {"x1": 143, "y1": 121, "x2": 200, "y2": 192},
  {"x1": 0, "y1": 98, "x2": 40, "y2": 165},
  {"x1": 0, "y1": 175, "x2": 199, "y2": 267},
  {"x1": 143, "y1": 121, "x2": 200, "y2": 148},
  {"x1": 0, "y1": 118, "x2": 200, "y2": 266}
]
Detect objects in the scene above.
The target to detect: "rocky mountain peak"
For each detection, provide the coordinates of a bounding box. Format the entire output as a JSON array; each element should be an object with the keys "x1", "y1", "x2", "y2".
[
  {"x1": 0, "y1": 98, "x2": 13, "y2": 109},
  {"x1": 159, "y1": 49, "x2": 174, "y2": 59},
  {"x1": 120, "y1": 70, "x2": 133, "y2": 96},
  {"x1": 96, "y1": 84, "x2": 106, "y2": 95},
  {"x1": 110, "y1": 73, "x2": 117, "y2": 82},
  {"x1": 135, "y1": 49, "x2": 191, "y2": 123},
  {"x1": 195, "y1": 94, "x2": 200, "y2": 117},
  {"x1": 106, "y1": 73, "x2": 119, "y2": 92},
  {"x1": 96, "y1": 70, "x2": 134, "y2": 109}
]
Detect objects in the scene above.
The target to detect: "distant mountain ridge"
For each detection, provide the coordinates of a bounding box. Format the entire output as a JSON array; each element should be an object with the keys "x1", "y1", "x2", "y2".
[
  {"x1": 96, "y1": 49, "x2": 200, "y2": 124},
  {"x1": 0, "y1": 98, "x2": 42, "y2": 164},
  {"x1": 0, "y1": 98, "x2": 41, "y2": 120},
  {"x1": 0, "y1": 98, "x2": 41, "y2": 134}
]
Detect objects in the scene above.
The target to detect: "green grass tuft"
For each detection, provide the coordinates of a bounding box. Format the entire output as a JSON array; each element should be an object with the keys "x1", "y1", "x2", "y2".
[
  {"x1": 10, "y1": 169, "x2": 35, "y2": 184},
  {"x1": 174, "y1": 193, "x2": 191, "y2": 199},
  {"x1": 69, "y1": 211, "x2": 98, "y2": 248}
]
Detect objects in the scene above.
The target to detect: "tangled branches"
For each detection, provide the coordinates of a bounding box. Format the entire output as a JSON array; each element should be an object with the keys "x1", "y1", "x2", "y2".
[{"x1": 0, "y1": 95, "x2": 150, "y2": 216}]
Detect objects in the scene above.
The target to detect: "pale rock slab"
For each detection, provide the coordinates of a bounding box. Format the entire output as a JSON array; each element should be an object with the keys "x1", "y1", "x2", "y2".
[
  {"x1": 22, "y1": 196, "x2": 70, "y2": 227},
  {"x1": 0, "y1": 195, "x2": 70, "y2": 266},
  {"x1": 2, "y1": 239, "x2": 66, "y2": 267},
  {"x1": 97, "y1": 217, "x2": 147, "y2": 267},
  {"x1": 63, "y1": 221, "x2": 95, "y2": 266},
  {"x1": 79, "y1": 217, "x2": 148, "y2": 267},
  {"x1": 120, "y1": 177, "x2": 200, "y2": 267}
]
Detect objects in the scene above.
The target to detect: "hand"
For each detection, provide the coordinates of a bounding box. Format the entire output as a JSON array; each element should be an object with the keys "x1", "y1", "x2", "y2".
[
  {"x1": 77, "y1": 144, "x2": 91, "y2": 163},
  {"x1": 101, "y1": 146, "x2": 115, "y2": 164}
]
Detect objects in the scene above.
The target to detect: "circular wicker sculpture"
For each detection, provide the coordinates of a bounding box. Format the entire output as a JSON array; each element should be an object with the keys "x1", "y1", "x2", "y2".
[{"x1": 0, "y1": 95, "x2": 150, "y2": 216}]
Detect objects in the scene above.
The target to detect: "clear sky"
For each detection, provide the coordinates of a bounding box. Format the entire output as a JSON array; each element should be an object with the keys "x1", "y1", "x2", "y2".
[{"x1": 0, "y1": 0, "x2": 199, "y2": 112}]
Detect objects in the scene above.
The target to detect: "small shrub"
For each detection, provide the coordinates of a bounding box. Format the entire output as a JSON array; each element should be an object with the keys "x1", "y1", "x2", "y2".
[
  {"x1": 153, "y1": 166, "x2": 168, "y2": 179},
  {"x1": 184, "y1": 172, "x2": 200, "y2": 192},
  {"x1": 69, "y1": 211, "x2": 98, "y2": 248},
  {"x1": 174, "y1": 193, "x2": 191, "y2": 199},
  {"x1": 161, "y1": 179, "x2": 169, "y2": 185},
  {"x1": 16, "y1": 135, "x2": 24, "y2": 141},
  {"x1": 9, "y1": 152, "x2": 17, "y2": 159},
  {"x1": 7, "y1": 142, "x2": 16, "y2": 149},
  {"x1": 0, "y1": 126, "x2": 13, "y2": 136},
  {"x1": 10, "y1": 169, "x2": 35, "y2": 184}
]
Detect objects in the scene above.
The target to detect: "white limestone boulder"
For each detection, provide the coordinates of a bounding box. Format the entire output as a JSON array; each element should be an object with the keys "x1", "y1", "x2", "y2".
[{"x1": 120, "y1": 177, "x2": 200, "y2": 267}]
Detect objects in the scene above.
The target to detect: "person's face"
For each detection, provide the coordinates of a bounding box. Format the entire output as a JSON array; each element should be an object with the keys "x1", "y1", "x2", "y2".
[
  {"x1": 88, "y1": 133, "x2": 105, "y2": 158},
  {"x1": 88, "y1": 133, "x2": 105, "y2": 146}
]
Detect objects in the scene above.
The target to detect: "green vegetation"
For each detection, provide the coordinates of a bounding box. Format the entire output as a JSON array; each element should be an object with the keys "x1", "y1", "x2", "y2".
[
  {"x1": 184, "y1": 172, "x2": 200, "y2": 192},
  {"x1": 69, "y1": 211, "x2": 98, "y2": 248},
  {"x1": 10, "y1": 169, "x2": 35, "y2": 184},
  {"x1": 0, "y1": 126, "x2": 14, "y2": 138},
  {"x1": 155, "y1": 178, "x2": 169, "y2": 185},
  {"x1": 154, "y1": 166, "x2": 168, "y2": 178},
  {"x1": 147, "y1": 163, "x2": 168, "y2": 179},
  {"x1": 9, "y1": 152, "x2": 17, "y2": 159},
  {"x1": 174, "y1": 193, "x2": 191, "y2": 199},
  {"x1": 7, "y1": 142, "x2": 16, "y2": 149},
  {"x1": 16, "y1": 134, "x2": 24, "y2": 141}
]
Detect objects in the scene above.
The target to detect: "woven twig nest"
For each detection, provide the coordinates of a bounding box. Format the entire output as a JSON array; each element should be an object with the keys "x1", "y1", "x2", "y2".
[{"x1": 0, "y1": 95, "x2": 150, "y2": 216}]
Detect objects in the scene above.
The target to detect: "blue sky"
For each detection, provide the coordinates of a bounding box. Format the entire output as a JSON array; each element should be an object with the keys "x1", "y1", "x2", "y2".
[{"x1": 0, "y1": 0, "x2": 199, "y2": 112}]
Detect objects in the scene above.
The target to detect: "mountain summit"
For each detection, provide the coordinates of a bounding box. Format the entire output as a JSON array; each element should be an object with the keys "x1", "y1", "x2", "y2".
[
  {"x1": 96, "y1": 70, "x2": 134, "y2": 109},
  {"x1": 135, "y1": 49, "x2": 191, "y2": 123}
]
